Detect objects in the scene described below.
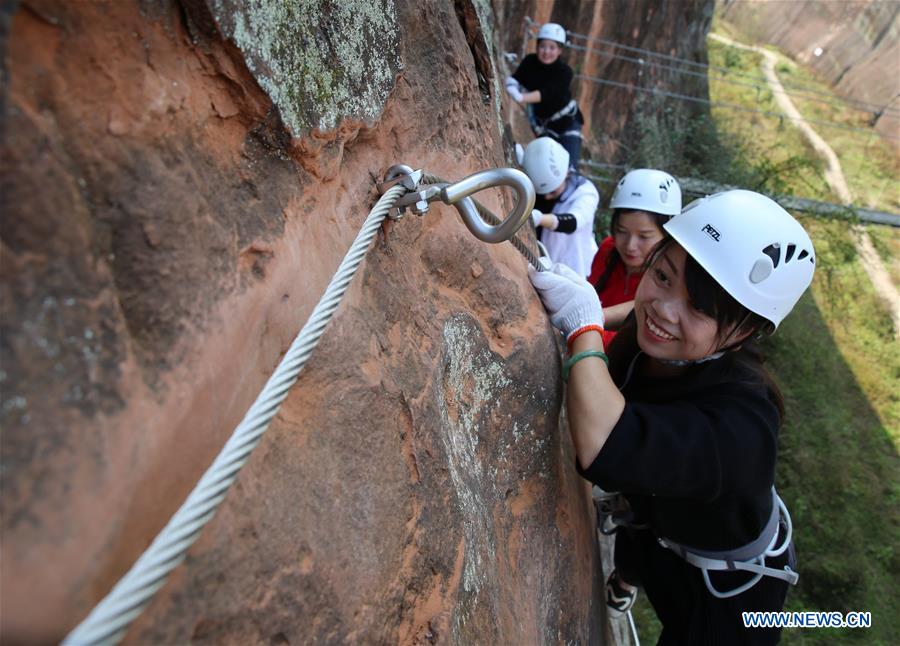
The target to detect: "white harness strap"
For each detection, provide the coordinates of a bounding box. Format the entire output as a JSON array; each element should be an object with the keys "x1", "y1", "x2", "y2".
[
  {"x1": 658, "y1": 488, "x2": 799, "y2": 598},
  {"x1": 533, "y1": 100, "x2": 579, "y2": 138},
  {"x1": 545, "y1": 98, "x2": 578, "y2": 123}
]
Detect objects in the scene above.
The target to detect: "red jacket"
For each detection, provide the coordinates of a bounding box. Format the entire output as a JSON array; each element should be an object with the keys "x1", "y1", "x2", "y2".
[{"x1": 588, "y1": 236, "x2": 643, "y2": 347}]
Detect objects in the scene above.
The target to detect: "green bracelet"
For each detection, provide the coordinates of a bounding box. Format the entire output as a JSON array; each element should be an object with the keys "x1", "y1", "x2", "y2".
[{"x1": 562, "y1": 350, "x2": 609, "y2": 381}]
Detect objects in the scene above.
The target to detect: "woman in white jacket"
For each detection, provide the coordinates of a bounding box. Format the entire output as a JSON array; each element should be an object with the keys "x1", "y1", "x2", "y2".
[{"x1": 522, "y1": 137, "x2": 599, "y2": 278}]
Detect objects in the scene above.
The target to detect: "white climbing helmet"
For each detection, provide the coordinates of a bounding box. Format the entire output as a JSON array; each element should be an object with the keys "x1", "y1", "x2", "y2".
[
  {"x1": 522, "y1": 137, "x2": 569, "y2": 195},
  {"x1": 664, "y1": 190, "x2": 816, "y2": 330},
  {"x1": 537, "y1": 22, "x2": 567, "y2": 46},
  {"x1": 610, "y1": 169, "x2": 682, "y2": 217}
]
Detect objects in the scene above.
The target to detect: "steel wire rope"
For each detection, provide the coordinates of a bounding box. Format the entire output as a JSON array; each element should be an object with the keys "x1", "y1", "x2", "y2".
[
  {"x1": 627, "y1": 608, "x2": 641, "y2": 646},
  {"x1": 63, "y1": 169, "x2": 548, "y2": 644},
  {"x1": 62, "y1": 183, "x2": 408, "y2": 646},
  {"x1": 522, "y1": 17, "x2": 900, "y2": 117},
  {"x1": 573, "y1": 72, "x2": 900, "y2": 142},
  {"x1": 579, "y1": 171, "x2": 900, "y2": 227},
  {"x1": 575, "y1": 33, "x2": 900, "y2": 117},
  {"x1": 420, "y1": 172, "x2": 544, "y2": 270},
  {"x1": 565, "y1": 30, "x2": 900, "y2": 116},
  {"x1": 563, "y1": 40, "x2": 892, "y2": 120}
]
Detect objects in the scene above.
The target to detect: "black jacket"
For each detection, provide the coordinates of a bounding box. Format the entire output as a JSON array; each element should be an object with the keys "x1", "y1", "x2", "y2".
[
  {"x1": 578, "y1": 350, "x2": 781, "y2": 551},
  {"x1": 512, "y1": 54, "x2": 574, "y2": 120}
]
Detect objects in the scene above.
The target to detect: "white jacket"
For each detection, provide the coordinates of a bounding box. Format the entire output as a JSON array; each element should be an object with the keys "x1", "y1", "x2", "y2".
[{"x1": 540, "y1": 175, "x2": 599, "y2": 277}]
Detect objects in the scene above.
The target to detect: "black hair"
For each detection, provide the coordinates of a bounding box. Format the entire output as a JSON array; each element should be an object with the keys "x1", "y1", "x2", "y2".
[
  {"x1": 606, "y1": 239, "x2": 785, "y2": 420},
  {"x1": 594, "y1": 209, "x2": 669, "y2": 296}
]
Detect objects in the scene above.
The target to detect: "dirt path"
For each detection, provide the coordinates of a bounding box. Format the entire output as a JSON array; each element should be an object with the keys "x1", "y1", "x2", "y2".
[{"x1": 710, "y1": 33, "x2": 900, "y2": 339}]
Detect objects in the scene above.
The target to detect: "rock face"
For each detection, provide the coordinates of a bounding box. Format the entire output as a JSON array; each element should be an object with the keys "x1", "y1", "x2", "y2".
[
  {"x1": 2, "y1": 0, "x2": 604, "y2": 643},
  {"x1": 3, "y1": 0, "x2": 718, "y2": 641},
  {"x1": 719, "y1": 0, "x2": 900, "y2": 147}
]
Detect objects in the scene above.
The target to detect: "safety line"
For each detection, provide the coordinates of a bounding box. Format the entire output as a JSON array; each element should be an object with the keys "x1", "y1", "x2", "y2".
[
  {"x1": 62, "y1": 183, "x2": 408, "y2": 645},
  {"x1": 627, "y1": 609, "x2": 641, "y2": 646},
  {"x1": 523, "y1": 17, "x2": 900, "y2": 117},
  {"x1": 62, "y1": 168, "x2": 545, "y2": 644},
  {"x1": 564, "y1": 39, "x2": 893, "y2": 121},
  {"x1": 578, "y1": 167, "x2": 900, "y2": 227},
  {"x1": 573, "y1": 72, "x2": 900, "y2": 142},
  {"x1": 565, "y1": 31, "x2": 900, "y2": 117},
  {"x1": 421, "y1": 172, "x2": 544, "y2": 270}
]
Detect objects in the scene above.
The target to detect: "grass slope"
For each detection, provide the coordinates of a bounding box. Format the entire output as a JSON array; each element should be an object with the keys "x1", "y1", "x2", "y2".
[{"x1": 770, "y1": 221, "x2": 899, "y2": 644}]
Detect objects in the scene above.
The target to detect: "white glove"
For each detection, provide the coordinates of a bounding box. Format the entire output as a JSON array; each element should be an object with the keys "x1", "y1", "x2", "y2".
[
  {"x1": 505, "y1": 76, "x2": 524, "y2": 103},
  {"x1": 529, "y1": 262, "x2": 604, "y2": 339},
  {"x1": 531, "y1": 209, "x2": 543, "y2": 227}
]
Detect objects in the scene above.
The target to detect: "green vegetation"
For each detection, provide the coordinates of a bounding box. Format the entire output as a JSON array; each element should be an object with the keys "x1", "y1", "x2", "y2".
[
  {"x1": 772, "y1": 216, "x2": 899, "y2": 644},
  {"x1": 771, "y1": 60, "x2": 899, "y2": 214},
  {"x1": 711, "y1": 20, "x2": 898, "y2": 214},
  {"x1": 604, "y1": 21, "x2": 899, "y2": 646},
  {"x1": 866, "y1": 224, "x2": 900, "y2": 285}
]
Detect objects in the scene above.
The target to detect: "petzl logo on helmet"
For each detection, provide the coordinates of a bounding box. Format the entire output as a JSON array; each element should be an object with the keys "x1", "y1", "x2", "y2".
[{"x1": 702, "y1": 224, "x2": 721, "y2": 241}]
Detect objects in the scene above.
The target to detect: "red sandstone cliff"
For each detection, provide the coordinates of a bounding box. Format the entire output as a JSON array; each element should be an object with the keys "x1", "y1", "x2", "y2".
[
  {"x1": 1, "y1": 0, "x2": 601, "y2": 642},
  {"x1": 1, "y1": 0, "x2": 715, "y2": 643}
]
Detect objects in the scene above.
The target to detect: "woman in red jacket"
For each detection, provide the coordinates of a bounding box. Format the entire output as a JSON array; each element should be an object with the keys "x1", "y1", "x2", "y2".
[{"x1": 589, "y1": 169, "x2": 682, "y2": 347}]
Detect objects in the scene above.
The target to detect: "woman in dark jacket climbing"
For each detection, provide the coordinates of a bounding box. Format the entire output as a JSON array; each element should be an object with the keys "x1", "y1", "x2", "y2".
[
  {"x1": 530, "y1": 190, "x2": 815, "y2": 644},
  {"x1": 506, "y1": 22, "x2": 584, "y2": 167}
]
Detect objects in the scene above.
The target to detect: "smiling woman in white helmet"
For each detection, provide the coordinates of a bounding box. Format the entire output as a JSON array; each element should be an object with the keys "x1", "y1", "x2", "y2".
[
  {"x1": 522, "y1": 137, "x2": 599, "y2": 278},
  {"x1": 529, "y1": 190, "x2": 815, "y2": 644},
  {"x1": 506, "y1": 22, "x2": 584, "y2": 166},
  {"x1": 589, "y1": 169, "x2": 682, "y2": 348}
]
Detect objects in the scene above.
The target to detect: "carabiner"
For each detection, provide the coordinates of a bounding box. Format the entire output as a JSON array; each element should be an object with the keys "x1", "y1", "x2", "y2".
[{"x1": 440, "y1": 168, "x2": 536, "y2": 244}]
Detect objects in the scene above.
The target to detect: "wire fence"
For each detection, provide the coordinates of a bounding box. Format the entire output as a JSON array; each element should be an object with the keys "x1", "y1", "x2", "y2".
[
  {"x1": 522, "y1": 17, "x2": 900, "y2": 118},
  {"x1": 573, "y1": 72, "x2": 900, "y2": 142},
  {"x1": 578, "y1": 161, "x2": 900, "y2": 227}
]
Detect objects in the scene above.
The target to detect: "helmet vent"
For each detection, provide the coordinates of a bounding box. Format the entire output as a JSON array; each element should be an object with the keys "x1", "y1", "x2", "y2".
[
  {"x1": 762, "y1": 243, "x2": 781, "y2": 268},
  {"x1": 750, "y1": 258, "x2": 773, "y2": 284},
  {"x1": 797, "y1": 249, "x2": 809, "y2": 261},
  {"x1": 785, "y1": 244, "x2": 796, "y2": 262}
]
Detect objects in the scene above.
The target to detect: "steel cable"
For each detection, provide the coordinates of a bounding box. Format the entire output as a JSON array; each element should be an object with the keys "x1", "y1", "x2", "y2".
[
  {"x1": 573, "y1": 73, "x2": 900, "y2": 142},
  {"x1": 523, "y1": 17, "x2": 900, "y2": 117},
  {"x1": 63, "y1": 167, "x2": 543, "y2": 644},
  {"x1": 420, "y1": 173, "x2": 544, "y2": 270},
  {"x1": 62, "y1": 183, "x2": 408, "y2": 645}
]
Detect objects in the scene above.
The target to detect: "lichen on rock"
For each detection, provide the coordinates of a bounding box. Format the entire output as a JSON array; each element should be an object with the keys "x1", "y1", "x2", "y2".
[{"x1": 210, "y1": 0, "x2": 402, "y2": 135}]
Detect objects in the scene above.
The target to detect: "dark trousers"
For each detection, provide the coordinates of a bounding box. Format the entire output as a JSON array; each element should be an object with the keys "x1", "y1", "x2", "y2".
[
  {"x1": 615, "y1": 528, "x2": 796, "y2": 645},
  {"x1": 528, "y1": 110, "x2": 583, "y2": 170}
]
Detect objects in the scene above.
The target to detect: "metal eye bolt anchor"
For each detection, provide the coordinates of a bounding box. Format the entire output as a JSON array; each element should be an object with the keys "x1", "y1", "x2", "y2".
[{"x1": 378, "y1": 165, "x2": 536, "y2": 243}]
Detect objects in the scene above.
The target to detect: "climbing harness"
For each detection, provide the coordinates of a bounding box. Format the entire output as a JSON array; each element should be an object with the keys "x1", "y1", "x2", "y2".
[
  {"x1": 597, "y1": 488, "x2": 799, "y2": 600},
  {"x1": 528, "y1": 101, "x2": 584, "y2": 142},
  {"x1": 63, "y1": 165, "x2": 538, "y2": 645},
  {"x1": 595, "y1": 491, "x2": 646, "y2": 536},
  {"x1": 658, "y1": 488, "x2": 798, "y2": 599},
  {"x1": 543, "y1": 99, "x2": 579, "y2": 124},
  {"x1": 601, "y1": 352, "x2": 800, "y2": 599}
]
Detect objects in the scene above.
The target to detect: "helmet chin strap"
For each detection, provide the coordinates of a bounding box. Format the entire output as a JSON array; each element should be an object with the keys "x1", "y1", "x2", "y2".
[
  {"x1": 658, "y1": 311, "x2": 756, "y2": 367},
  {"x1": 659, "y1": 351, "x2": 725, "y2": 367}
]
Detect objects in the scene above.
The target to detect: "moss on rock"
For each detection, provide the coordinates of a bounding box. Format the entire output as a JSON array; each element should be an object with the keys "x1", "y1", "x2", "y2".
[{"x1": 210, "y1": 0, "x2": 402, "y2": 134}]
